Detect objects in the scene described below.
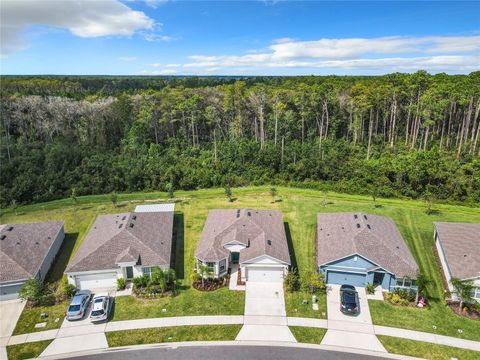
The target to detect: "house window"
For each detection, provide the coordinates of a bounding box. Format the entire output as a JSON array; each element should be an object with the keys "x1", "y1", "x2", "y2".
[
  {"x1": 219, "y1": 259, "x2": 226, "y2": 273},
  {"x1": 395, "y1": 278, "x2": 416, "y2": 289},
  {"x1": 206, "y1": 262, "x2": 215, "y2": 274},
  {"x1": 396, "y1": 278, "x2": 404, "y2": 287},
  {"x1": 143, "y1": 267, "x2": 152, "y2": 277},
  {"x1": 471, "y1": 287, "x2": 480, "y2": 299}
]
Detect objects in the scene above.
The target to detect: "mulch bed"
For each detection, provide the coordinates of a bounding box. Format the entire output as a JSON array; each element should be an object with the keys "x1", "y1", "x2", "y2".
[
  {"x1": 192, "y1": 280, "x2": 226, "y2": 292},
  {"x1": 447, "y1": 301, "x2": 480, "y2": 320}
]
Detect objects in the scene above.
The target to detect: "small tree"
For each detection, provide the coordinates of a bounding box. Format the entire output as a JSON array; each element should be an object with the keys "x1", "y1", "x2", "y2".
[
  {"x1": 415, "y1": 271, "x2": 430, "y2": 304},
  {"x1": 450, "y1": 278, "x2": 475, "y2": 310},
  {"x1": 284, "y1": 268, "x2": 300, "y2": 292},
  {"x1": 18, "y1": 279, "x2": 44, "y2": 302},
  {"x1": 423, "y1": 191, "x2": 434, "y2": 215},
  {"x1": 225, "y1": 186, "x2": 233, "y2": 202},
  {"x1": 11, "y1": 199, "x2": 18, "y2": 215},
  {"x1": 167, "y1": 183, "x2": 174, "y2": 199},
  {"x1": 371, "y1": 185, "x2": 379, "y2": 208},
  {"x1": 70, "y1": 188, "x2": 78, "y2": 204},
  {"x1": 303, "y1": 271, "x2": 326, "y2": 294},
  {"x1": 270, "y1": 187, "x2": 277, "y2": 203},
  {"x1": 111, "y1": 191, "x2": 118, "y2": 208},
  {"x1": 321, "y1": 191, "x2": 328, "y2": 207},
  {"x1": 198, "y1": 263, "x2": 211, "y2": 288}
]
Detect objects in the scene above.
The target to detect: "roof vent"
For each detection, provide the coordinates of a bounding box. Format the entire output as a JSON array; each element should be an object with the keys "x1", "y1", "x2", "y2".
[
  {"x1": 354, "y1": 214, "x2": 358, "y2": 219},
  {"x1": 132, "y1": 215, "x2": 137, "y2": 220},
  {"x1": 267, "y1": 240, "x2": 272, "y2": 245},
  {"x1": 464, "y1": 254, "x2": 467, "y2": 257},
  {"x1": 247, "y1": 211, "x2": 251, "y2": 216},
  {"x1": 16, "y1": 241, "x2": 20, "y2": 245},
  {"x1": 35, "y1": 241, "x2": 39, "y2": 245},
  {"x1": 118, "y1": 224, "x2": 123, "y2": 229},
  {"x1": 129, "y1": 223, "x2": 134, "y2": 228},
  {"x1": 364, "y1": 215, "x2": 368, "y2": 220},
  {"x1": 247, "y1": 240, "x2": 250, "y2": 247},
  {"x1": 122, "y1": 216, "x2": 126, "y2": 220},
  {"x1": 356, "y1": 223, "x2": 361, "y2": 228},
  {"x1": 0, "y1": 235, "x2": 6, "y2": 240},
  {"x1": 367, "y1": 224, "x2": 371, "y2": 229},
  {"x1": 236, "y1": 209, "x2": 240, "y2": 218},
  {"x1": 6, "y1": 226, "x2": 13, "y2": 231}
]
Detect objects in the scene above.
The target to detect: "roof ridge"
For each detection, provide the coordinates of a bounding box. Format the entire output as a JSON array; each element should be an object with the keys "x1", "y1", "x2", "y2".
[{"x1": 0, "y1": 250, "x2": 33, "y2": 277}]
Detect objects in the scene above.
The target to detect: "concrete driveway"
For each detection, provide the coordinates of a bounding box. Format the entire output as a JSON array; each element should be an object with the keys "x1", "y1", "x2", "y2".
[
  {"x1": 321, "y1": 285, "x2": 386, "y2": 352},
  {"x1": 0, "y1": 300, "x2": 25, "y2": 339},
  {"x1": 236, "y1": 282, "x2": 296, "y2": 342}
]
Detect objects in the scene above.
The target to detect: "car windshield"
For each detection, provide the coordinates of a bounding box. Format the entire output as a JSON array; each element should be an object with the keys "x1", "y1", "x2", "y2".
[
  {"x1": 91, "y1": 310, "x2": 104, "y2": 316},
  {"x1": 343, "y1": 291, "x2": 357, "y2": 304},
  {"x1": 94, "y1": 298, "x2": 104, "y2": 304},
  {"x1": 68, "y1": 304, "x2": 81, "y2": 312}
]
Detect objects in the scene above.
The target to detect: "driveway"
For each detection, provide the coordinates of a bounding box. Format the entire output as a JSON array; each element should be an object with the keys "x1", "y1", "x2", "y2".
[
  {"x1": 0, "y1": 300, "x2": 25, "y2": 339},
  {"x1": 321, "y1": 285, "x2": 386, "y2": 352},
  {"x1": 236, "y1": 282, "x2": 296, "y2": 342}
]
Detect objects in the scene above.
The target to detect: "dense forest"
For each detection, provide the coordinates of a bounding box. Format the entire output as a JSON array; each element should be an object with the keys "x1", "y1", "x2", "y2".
[{"x1": 1, "y1": 71, "x2": 480, "y2": 207}]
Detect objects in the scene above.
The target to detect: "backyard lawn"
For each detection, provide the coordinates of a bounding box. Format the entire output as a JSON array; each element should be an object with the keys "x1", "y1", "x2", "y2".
[
  {"x1": 106, "y1": 325, "x2": 242, "y2": 347},
  {"x1": 3, "y1": 186, "x2": 480, "y2": 340},
  {"x1": 6, "y1": 340, "x2": 52, "y2": 360},
  {"x1": 378, "y1": 335, "x2": 480, "y2": 360},
  {"x1": 289, "y1": 326, "x2": 327, "y2": 344}
]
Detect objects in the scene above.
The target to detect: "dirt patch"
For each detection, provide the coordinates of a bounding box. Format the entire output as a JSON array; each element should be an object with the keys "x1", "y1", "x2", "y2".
[{"x1": 447, "y1": 301, "x2": 480, "y2": 320}]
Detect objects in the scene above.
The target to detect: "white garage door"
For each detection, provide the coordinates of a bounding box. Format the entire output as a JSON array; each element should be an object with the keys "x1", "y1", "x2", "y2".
[
  {"x1": 75, "y1": 273, "x2": 117, "y2": 290},
  {"x1": 247, "y1": 266, "x2": 284, "y2": 282}
]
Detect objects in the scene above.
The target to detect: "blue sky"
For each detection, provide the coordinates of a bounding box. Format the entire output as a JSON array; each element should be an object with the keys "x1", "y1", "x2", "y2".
[{"x1": 1, "y1": 0, "x2": 479, "y2": 75}]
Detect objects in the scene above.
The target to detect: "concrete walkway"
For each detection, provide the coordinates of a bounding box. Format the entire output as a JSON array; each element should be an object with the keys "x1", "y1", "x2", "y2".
[
  {"x1": 0, "y1": 300, "x2": 25, "y2": 360},
  {"x1": 228, "y1": 265, "x2": 245, "y2": 291},
  {"x1": 236, "y1": 282, "x2": 296, "y2": 342}
]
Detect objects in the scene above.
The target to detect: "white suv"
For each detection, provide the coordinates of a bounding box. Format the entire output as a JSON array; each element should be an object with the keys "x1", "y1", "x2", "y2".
[{"x1": 89, "y1": 293, "x2": 110, "y2": 322}]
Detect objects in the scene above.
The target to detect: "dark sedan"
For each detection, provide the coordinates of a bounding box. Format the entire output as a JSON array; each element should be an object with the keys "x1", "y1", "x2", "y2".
[{"x1": 340, "y1": 284, "x2": 359, "y2": 315}]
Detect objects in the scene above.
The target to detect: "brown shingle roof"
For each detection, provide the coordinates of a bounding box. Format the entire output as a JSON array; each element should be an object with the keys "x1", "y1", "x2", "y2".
[
  {"x1": 317, "y1": 213, "x2": 418, "y2": 278},
  {"x1": 66, "y1": 211, "x2": 173, "y2": 273},
  {"x1": 195, "y1": 209, "x2": 290, "y2": 265},
  {"x1": 0, "y1": 221, "x2": 64, "y2": 282},
  {"x1": 434, "y1": 222, "x2": 480, "y2": 280}
]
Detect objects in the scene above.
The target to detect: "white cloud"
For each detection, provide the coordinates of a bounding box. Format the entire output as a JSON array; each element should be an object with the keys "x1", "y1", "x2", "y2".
[
  {"x1": 165, "y1": 63, "x2": 180, "y2": 67},
  {"x1": 0, "y1": 0, "x2": 154, "y2": 57},
  {"x1": 119, "y1": 56, "x2": 137, "y2": 62},
  {"x1": 145, "y1": 0, "x2": 169, "y2": 8},
  {"x1": 148, "y1": 63, "x2": 162, "y2": 67},
  {"x1": 144, "y1": 34, "x2": 176, "y2": 42},
  {"x1": 181, "y1": 34, "x2": 480, "y2": 74}
]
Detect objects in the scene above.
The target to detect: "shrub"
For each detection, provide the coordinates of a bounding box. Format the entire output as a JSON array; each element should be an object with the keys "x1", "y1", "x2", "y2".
[
  {"x1": 54, "y1": 278, "x2": 76, "y2": 302},
  {"x1": 303, "y1": 271, "x2": 326, "y2": 294},
  {"x1": 190, "y1": 272, "x2": 201, "y2": 283},
  {"x1": 132, "y1": 274, "x2": 150, "y2": 289},
  {"x1": 366, "y1": 283, "x2": 376, "y2": 294},
  {"x1": 18, "y1": 279, "x2": 44, "y2": 303},
  {"x1": 284, "y1": 269, "x2": 300, "y2": 293},
  {"x1": 117, "y1": 277, "x2": 126, "y2": 290}
]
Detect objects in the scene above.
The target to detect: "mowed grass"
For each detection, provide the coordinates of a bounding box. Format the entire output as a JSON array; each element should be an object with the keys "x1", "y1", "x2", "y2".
[
  {"x1": 378, "y1": 335, "x2": 480, "y2": 360},
  {"x1": 285, "y1": 292, "x2": 327, "y2": 319},
  {"x1": 12, "y1": 302, "x2": 68, "y2": 335},
  {"x1": 289, "y1": 326, "x2": 327, "y2": 344},
  {"x1": 3, "y1": 186, "x2": 479, "y2": 339},
  {"x1": 106, "y1": 325, "x2": 242, "y2": 347},
  {"x1": 6, "y1": 340, "x2": 52, "y2": 360}
]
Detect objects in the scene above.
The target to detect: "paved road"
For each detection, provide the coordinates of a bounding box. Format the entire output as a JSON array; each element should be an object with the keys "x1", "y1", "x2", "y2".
[{"x1": 68, "y1": 345, "x2": 390, "y2": 360}]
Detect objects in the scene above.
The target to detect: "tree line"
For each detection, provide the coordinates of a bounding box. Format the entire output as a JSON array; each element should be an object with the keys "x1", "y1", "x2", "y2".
[{"x1": 1, "y1": 71, "x2": 479, "y2": 206}]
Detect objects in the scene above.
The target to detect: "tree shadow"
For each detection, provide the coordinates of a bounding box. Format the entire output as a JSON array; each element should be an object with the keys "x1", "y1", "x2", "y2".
[
  {"x1": 284, "y1": 222, "x2": 297, "y2": 270},
  {"x1": 45, "y1": 233, "x2": 79, "y2": 284},
  {"x1": 274, "y1": 199, "x2": 283, "y2": 203},
  {"x1": 172, "y1": 213, "x2": 185, "y2": 280}
]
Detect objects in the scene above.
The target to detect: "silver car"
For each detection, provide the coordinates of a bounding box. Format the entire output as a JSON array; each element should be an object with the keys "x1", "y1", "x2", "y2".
[
  {"x1": 90, "y1": 293, "x2": 110, "y2": 323},
  {"x1": 66, "y1": 290, "x2": 92, "y2": 321}
]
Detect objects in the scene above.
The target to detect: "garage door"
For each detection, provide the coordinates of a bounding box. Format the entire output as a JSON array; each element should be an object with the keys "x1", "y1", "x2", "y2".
[
  {"x1": 327, "y1": 271, "x2": 366, "y2": 287},
  {"x1": 75, "y1": 273, "x2": 117, "y2": 290},
  {"x1": 0, "y1": 283, "x2": 23, "y2": 301},
  {"x1": 247, "y1": 267, "x2": 284, "y2": 282}
]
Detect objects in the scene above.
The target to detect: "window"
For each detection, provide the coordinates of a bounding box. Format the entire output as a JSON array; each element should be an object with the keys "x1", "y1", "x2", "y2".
[
  {"x1": 396, "y1": 278, "x2": 404, "y2": 287},
  {"x1": 472, "y1": 287, "x2": 480, "y2": 299},
  {"x1": 219, "y1": 259, "x2": 226, "y2": 273},
  {"x1": 395, "y1": 278, "x2": 416, "y2": 289},
  {"x1": 206, "y1": 262, "x2": 215, "y2": 273},
  {"x1": 403, "y1": 279, "x2": 412, "y2": 287},
  {"x1": 143, "y1": 267, "x2": 152, "y2": 277}
]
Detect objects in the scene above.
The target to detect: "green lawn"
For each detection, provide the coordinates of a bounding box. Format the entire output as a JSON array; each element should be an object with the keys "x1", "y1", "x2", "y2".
[
  {"x1": 12, "y1": 302, "x2": 67, "y2": 335},
  {"x1": 7, "y1": 340, "x2": 52, "y2": 360},
  {"x1": 285, "y1": 292, "x2": 327, "y2": 319},
  {"x1": 112, "y1": 288, "x2": 244, "y2": 321},
  {"x1": 378, "y1": 335, "x2": 480, "y2": 360},
  {"x1": 289, "y1": 326, "x2": 327, "y2": 344},
  {"x1": 3, "y1": 186, "x2": 479, "y2": 338},
  {"x1": 106, "y1": 325, "x2": 242, "y2": 347}
]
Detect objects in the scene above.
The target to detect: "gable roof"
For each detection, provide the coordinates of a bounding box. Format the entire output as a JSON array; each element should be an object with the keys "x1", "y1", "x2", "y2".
[
  {"x1": 66, "y1": 208, "x2": 174, "y2": 273},
  {"x1": 195, "y1": 209, "x2": 290, "y2": 265},
  {"x1": 434, "y1": 222, "x2": 480, "y2": 280},
  {"x1": 0, "y1": 221, "x2": 64, "y2": 283},
  {"x1": 316, "y1": 213, "x2": 418, "y2": 278}
]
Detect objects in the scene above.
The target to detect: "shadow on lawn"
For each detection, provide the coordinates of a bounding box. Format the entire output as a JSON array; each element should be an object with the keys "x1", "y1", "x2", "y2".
[
  {"x1": 284, "y1": 222, "x2": 298, "y2": 270},
  {"x1": 45, "y1": 232, "x2": 79, "y2": 284},
  {"x1": 172, "y1": 212, "x2": 185, "y2": 280}
]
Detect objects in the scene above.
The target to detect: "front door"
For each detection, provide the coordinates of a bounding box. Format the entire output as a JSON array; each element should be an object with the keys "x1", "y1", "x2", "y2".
[
  {"x1": 125, "y1": 266, "x2": 134, "y2": 279},
  {"x1": 232, "y1": 252, "x2": 240, "y2": 264},
  {"x1": 373, "y1": 272, "x2": 385, "y2": 285}
]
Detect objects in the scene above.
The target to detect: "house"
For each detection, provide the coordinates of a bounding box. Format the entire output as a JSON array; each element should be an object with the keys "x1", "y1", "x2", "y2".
[
  {"x1": 316, "y1": 213, "x2": 418, "y2": 291},
  {"x1": 65, "y1": 204, "x2": 174, "y2": 290},
  {"x1": 195, "y1": 209, "x2": 290, "y2": 283},
  {"x1": 434, "y1": 222, "x2": 480, "y2": 302},
  {"x1": 0, "y1": 221, "x2": 65, "y2": 301}
]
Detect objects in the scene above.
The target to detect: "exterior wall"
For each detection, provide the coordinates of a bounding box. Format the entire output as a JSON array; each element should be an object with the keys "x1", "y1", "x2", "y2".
[
  {"x1": 37, "y1": 226, "x2": 65, "y2": 282},
  {"x1": 195, "y1": 257, "x2": 229, "y2": 278},
  {"x1": 435, "y1": 231, "x2": 454, "y2": 293}
]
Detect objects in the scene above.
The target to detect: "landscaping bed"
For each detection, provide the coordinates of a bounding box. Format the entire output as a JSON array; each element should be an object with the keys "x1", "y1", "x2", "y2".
[
  {"x1": 106, "y1": 325, "x2": 242, "y2": 347},
  {"x1": 192, "y1": 277, "x2": 227, "y2": 291},
  {"x1": 446, "y1": 301, "x2": 480, "y2": 320}
]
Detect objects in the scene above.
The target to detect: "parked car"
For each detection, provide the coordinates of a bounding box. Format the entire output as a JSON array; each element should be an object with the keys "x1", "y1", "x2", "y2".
[
  {"x1": 340, "y1": 284, "x2": 359, "y2": 315},
  {"x1": 90, "y1": 293, "x2": 111, "y2": 323},
  {"x1": 66, "y1": 290, "x2": 92, "y2": 321}
]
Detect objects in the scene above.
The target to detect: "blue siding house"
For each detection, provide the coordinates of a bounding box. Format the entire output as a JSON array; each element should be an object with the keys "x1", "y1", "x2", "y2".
[{"x1": 316, "y1": 213, "x2": 419, "y2": 292}]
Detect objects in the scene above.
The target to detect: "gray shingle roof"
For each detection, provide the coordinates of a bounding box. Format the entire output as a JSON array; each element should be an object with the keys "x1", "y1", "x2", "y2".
[
  {"x1": 66, "y1": 211, "x2": 173, "y2": 273},
  {"x1": 434, "y1": 222, "x2": 480, "y2": 280},
  {"x1": 195, "y1": 209, "x2": 290, "y2": 265},
  {"x1": 317, "y1": 213, "x2": 418, "y2": 278},
  {"x1": 0, "y1": 221, "x2": 64, "y2": 283}
]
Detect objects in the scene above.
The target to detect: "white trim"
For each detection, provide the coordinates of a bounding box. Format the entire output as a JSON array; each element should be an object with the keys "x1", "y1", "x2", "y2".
[
  {"x1": 241, "y1": 254, "x2": 289, "y2": 266},
  {"x1": 223, "y1": 240, "x2": 247, "y2": 247},
  {"x1": 319, "y1": 253, "x2": 394, "y2": 276}
]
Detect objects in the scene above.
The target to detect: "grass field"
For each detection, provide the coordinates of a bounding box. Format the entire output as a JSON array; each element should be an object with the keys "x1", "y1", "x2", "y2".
[
  {"x1": 289, "y1": 326, "x2": 327, "y2": 344},
  {"x1": 106, "y1": 325, "x2": 242, "y2": 347},
  {"x1": 3, "y1": 186, "x2": 479, "y2": 339},
  {"x1": 6, "y1": 340, "x2": 52, "y2": 360},
  {"x1": 378, "y1": 335, "x2": 480, "y2": 360}
]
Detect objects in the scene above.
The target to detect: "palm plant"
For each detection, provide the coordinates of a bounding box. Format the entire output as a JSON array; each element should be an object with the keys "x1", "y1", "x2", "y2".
[{"x1": 450, "y1": 278, "x2": 475, "y2": 310}]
